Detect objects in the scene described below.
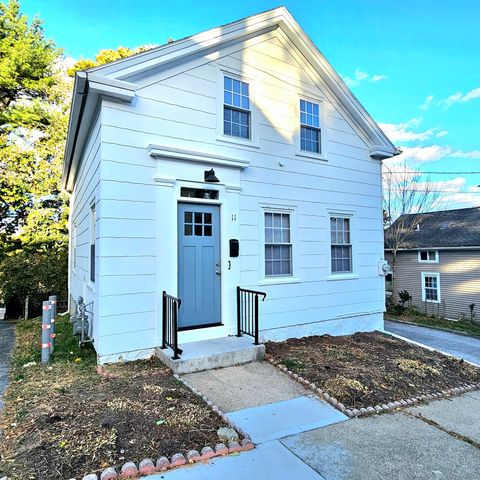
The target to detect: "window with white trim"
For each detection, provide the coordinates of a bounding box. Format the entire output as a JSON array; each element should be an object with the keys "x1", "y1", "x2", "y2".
[
  {"x1": 418, "y1": 250, "x2": 438, "y2": 263},
  {"x1": 300, "y1": 99, "x2": 321, "y2": 154},
  {"x1": 72, "y1": 223, "x2": 77, "y2": 270},
  {"x1": 265, "y1": 212, "x2": 292, "y2": 277},
  {"x1": 90, "y1": 204, "x2": 96, "y2": 283},
  {"x1": 223, "y1": 76, "x2": 250, "y2": 139},
  {"x1": 422, "y1": 272, "x2": 440, "y2": 302},
  {"x1": 330, "y1": 216, "x2": 352, "y2": 273}
]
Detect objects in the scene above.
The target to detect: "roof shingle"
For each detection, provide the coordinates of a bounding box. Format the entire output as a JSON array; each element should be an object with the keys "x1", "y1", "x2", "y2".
[{"x1": 385, "y1": 207, "x2": 480, "y2": 249}]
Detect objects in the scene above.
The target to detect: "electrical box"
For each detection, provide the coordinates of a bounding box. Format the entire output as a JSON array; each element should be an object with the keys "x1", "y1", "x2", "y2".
[
  {"x1": 377, "y1": 259, "x2": 392, "y2": 276},
  {"x1": 229, "y1": 239, "x2": 239, "y2": 257}
]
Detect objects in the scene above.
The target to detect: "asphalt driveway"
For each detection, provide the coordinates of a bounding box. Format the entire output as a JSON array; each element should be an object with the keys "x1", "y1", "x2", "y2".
[
  {"x1": 0, "y1": 321, "x2": 15, "y2": 410},
  {"x1": 384, "y1": 320, "x2": 480, "y2": 366}
]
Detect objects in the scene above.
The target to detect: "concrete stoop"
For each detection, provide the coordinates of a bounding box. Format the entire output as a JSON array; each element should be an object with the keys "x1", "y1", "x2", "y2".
[{"x1": 156, "y1": 336, "x2": 265, "y2": 374}]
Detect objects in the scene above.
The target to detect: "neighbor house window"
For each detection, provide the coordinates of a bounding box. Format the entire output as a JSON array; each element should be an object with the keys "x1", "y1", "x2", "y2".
[
  {"x1": 330, "y1": 216, "x2": 352, "y2": 273},
  {"x1": 90, "y1": 204, "x2": 96, "y2": 283},
  {"x1": 422, "y1": 272, "x2": 440, "y2": 302},
  {"x1": 300, "y1": 99, "x2": 321, "y2": 153},
  {"x1": 418, "y1": 250, "x2": 438, "y2": 263},
  {"x1": 223, "y1": 76, "x2": 250, "y2": 139},
  {"x1": 265, "y1": 212, "x2": 292, "y2": 276}
]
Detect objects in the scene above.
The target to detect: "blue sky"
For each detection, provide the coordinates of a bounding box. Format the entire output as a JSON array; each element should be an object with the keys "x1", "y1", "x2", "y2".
[{"x1": 23, "y1": 0, "x2": 480, "y2": 209}]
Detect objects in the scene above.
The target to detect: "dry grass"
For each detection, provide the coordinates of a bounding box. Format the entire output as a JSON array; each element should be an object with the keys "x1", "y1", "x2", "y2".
[
  {"x1": 0, "y1": 317, "x2": 231, "y2": 480},
  {"x1": 266, "y1": 332, "x2": 480, "y2": 409}
]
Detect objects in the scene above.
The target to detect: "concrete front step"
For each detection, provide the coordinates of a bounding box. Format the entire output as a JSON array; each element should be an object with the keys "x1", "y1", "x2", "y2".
[{"x1": 156, "y1": 336, "x2": 265, "y2": 374}]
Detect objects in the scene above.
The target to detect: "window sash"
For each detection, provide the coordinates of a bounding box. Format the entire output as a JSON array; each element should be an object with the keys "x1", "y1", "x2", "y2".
[
  {"x1": 300, "y1": 99, "x2": 321, "y2": 153},
  {"x1": 330, "y1": 216, "x2": 352, "y2": 273},
  {"x1": 265, "y1": 212, "x2": 292, "y2": 277},
  {"x1": 419, "y1": 251, "x2": 437, "y2": 262},
  {"x1": 90, "y1": 205, "x2": 96, "y2": 283},
  {"x1": 422, "y1": 274, "x2": 440, "y2": 302},
  {"x1": 224, "y1": 76, "x2": 251, "y2": 139}
]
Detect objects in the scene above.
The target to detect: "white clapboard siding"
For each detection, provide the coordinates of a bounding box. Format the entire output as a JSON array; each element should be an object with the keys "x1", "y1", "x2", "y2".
[
  {"x1": 69, "y1": 112, "x2": 101, "y2": 346},
  {"x1": 70, "y1": 26, "x2": 388, "y2": 360}
]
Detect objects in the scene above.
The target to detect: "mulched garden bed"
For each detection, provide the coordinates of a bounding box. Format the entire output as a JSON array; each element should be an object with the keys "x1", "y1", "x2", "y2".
[
  {"x1": 266, "y1": 332, "x2": 480, "y2": 410},
  {"x1": 0, "y1": 318, "x2": 233, "y2": 480}
]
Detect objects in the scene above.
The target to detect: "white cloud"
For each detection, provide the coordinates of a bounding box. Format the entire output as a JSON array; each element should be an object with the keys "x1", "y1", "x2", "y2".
[
  {"x1": 342, "y1": 69, "x2": 388, "y2": 87},
  {"x1": 419, "y1": 95, "x2": 434, "y2": 111},
  {"x1": 440, "y1": 86, "x2": 480, "y2": 107},
  {"x1": 384, "y1": 145, "x2": 480, "y2": 169},
  {"x1": 371, "y1": 74, "x2": 388, "y2": 82},
  {"x1": 436, "y1": 130, "x2": 448, "y2": 138},
  {"x1": 379, "y1": 117, "x2": 435, "y2": 143}
]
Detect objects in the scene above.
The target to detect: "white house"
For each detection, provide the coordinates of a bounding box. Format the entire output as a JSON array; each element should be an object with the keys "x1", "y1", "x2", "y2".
[{"x1": 62, "y1": 7, "x2": 396, "y2": 366}]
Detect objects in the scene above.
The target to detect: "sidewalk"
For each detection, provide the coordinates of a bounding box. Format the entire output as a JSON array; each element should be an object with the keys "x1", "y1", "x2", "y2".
[
  {"x1": 0, "y1": 321, "x2": 15, "y2": 410},
  {"x1": 143, "y1": 362, "x2": 480, "y2": 480}
]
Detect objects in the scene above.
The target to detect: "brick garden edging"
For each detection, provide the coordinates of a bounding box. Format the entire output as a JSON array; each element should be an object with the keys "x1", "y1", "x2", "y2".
[
  {"x1": 79, "y1": 373, "x2": 254, "y2": 480},
  {"x1": 265, "y1": 354, "x2": 480, "y2": 419}
]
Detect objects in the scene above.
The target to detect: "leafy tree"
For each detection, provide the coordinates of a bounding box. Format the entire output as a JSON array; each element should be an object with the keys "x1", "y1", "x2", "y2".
[
  {"x1": 67, "y1": 45, "x2": 152, "y2": 76},
  {"x1": 0, "y1": 0, "x2": 152, "y2": 317},
  {"x1": 0, "y1": 0, "x2": 68, "y2": 316}
]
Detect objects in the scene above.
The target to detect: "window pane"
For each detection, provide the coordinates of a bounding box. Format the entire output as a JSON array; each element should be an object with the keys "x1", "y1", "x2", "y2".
[
  {"x1": 184, "y1": 224, "x2": 192, "y2": 236},
  {"x1": 194, "y1": 225, "x2": 202, "y2": 236},
  {"x1": 204, "y1": 213, "x2": 212, "y2": 224},
  {"x1": 265, "y1": 227, "x2": 273, "y2": 243},
  {"x1": 194, "y1": 212, "x2": 202, "y2": 223},
  {"x1": 265, "y1": 213, "x2": 273, "y2": 227},
  {"x1": 185, "y1": 212, "x2": 192, "y2": 223},
  {"x1": 204, "y1": 225, "x2": 212, "y2": 236},
  {"x1": 265, "y1": 260, "x2": 273, "y2": 276},
  {"x1": 420, "y1": 251, "x2": 428, "y2": 260},
  {"x1": 224, "y1": 76, "x2": 232, "y2": 90}
]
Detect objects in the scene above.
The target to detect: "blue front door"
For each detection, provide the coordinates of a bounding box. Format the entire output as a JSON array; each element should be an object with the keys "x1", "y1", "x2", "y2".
[{"x1": 178, "y1": 203, "x2": 221, "y2": 329}]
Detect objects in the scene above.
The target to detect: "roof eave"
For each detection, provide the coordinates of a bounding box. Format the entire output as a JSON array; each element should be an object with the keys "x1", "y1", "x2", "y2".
[{"x1": 61, "y1": 73, "x2": 137, "y2": 192}]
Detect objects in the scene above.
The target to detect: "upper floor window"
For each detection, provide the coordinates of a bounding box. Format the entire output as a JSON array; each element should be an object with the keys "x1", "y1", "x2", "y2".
[
  {"x1": 265, "y1": 212, "x2": 292, "y2": 277},
  {"x1": 418, "y1": 250, "x2": 438, "y2": 263},
  {"x1": 330, "y1": 216, "x2": 352, "y2": 273},
  {"x1": 224, "y1": 76, "x2": 250, "y2": 139},
  {"x1": 300, "y1": 99, "x2": 321, "y2": 154}
]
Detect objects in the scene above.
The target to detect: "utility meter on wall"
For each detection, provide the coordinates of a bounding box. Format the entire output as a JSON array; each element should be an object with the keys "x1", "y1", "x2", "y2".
[{"x1": 377, "y1": 259, "x2": 392, "y2": 276}]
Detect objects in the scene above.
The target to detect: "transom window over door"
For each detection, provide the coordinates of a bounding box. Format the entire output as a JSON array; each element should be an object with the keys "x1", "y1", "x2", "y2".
[
  {"x1": 265, "y1": 212, "x2": 292, "y2": 276},
  {"x1": 300, "y1": 99, "x2": 321, "y2": 154},
  {"x1": 223, "y1": 76, "x2": 250, "y2": 139},
  {"x1": 330, "y1": 216, "x2": 352, "y2": 273}
]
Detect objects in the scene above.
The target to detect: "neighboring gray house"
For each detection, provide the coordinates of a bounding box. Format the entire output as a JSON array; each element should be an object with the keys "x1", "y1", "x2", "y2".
[{"x1": 385, "y1": 207, "x2": 480, "y2": 320}]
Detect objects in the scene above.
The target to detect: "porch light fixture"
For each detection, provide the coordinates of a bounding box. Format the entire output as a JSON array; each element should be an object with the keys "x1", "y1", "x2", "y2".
[{"x1": 204, "y1": 168, "x2": 220, "y2": 183}]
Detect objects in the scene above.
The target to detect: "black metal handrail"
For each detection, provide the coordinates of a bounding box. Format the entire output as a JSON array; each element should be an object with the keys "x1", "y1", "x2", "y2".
[
  {"x1": 162, "y1": 291, "x2": 183, "y2": 359},
  {"x1": 236, "y1": 287, "x2": 266, "y2": 345}
]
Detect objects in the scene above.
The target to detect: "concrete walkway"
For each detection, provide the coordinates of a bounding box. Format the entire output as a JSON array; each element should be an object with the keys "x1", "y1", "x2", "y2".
[
  {"x1": 0, "y1": 321, "x2": 16, "y2": 410},
  {"x1": 282, "y1": 391, "x2": 480, "y2": 480},
  {"x1": 144, "y1": 363, "x2": 480, "y2": 480},
  {"x1": 385, "y1": 319, "x2": 480, "y2": 365}
]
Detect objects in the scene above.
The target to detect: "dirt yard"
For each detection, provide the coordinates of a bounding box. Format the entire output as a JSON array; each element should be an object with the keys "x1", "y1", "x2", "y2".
[
  {"x1": 0, "y1": 318, "x2": 233, "y2": 480},
  {"x1": 266, "y1": 332, "x2": 480, "y2": 409}
]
